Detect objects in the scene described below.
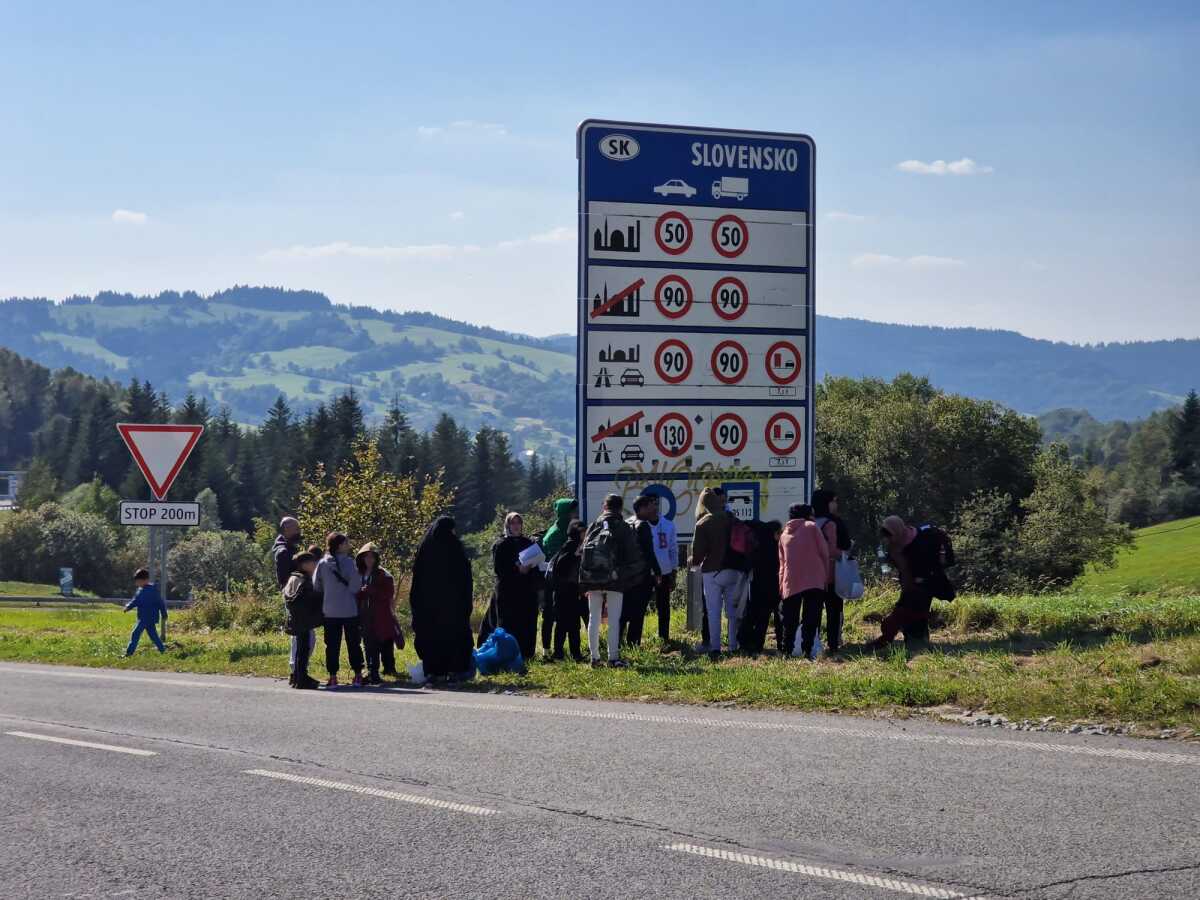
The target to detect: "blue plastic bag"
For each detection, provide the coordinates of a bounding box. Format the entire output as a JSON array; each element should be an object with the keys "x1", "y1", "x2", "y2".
[{"x1": 473, "y1": 627, "x2": 525, "y2": 676}]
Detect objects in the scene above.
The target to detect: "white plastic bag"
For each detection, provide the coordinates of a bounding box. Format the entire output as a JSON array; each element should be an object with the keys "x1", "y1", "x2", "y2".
[
  {"x1": 835, "y1": 554, "x2": 865, "y2": 600},
  {"x1": 407, "y1": 661, "x2": 428, "y2": 685}
]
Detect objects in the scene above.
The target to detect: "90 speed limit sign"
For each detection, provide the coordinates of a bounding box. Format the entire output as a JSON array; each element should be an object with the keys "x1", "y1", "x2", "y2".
[
  {"x1": 710, "y1": 340, "x2": 748, "y2": 385},
  {"x1": 711, "y1": 276, "x2": 748, "y2": 321},
  {"x1": 654, "y1": 274, "x2": 692, "y2": 318},
  {"x1": 710, "y1": 412, "x2": 749, "y2": 457},
  {"x1": 654, "y1": 339, "x2": 693, "y2": 385}
]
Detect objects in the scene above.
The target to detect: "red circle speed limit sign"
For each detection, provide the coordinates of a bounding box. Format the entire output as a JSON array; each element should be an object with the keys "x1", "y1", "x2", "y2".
[
  {"x1": 764, "y1": 412, "x2": 803, "y2": 456},
  {"x1": 655, "y1": 211, "x2": 693, "y2": 255},
  {"x1": 710, "y1": 340, "x2": 748, "y2": 385},
  {"x1": 654, "y1": 274, "x2": 693, "y2": 319},
  {"x1": 765, "y1": 340, "x2": 802, "y2": 385},
  {"x1": 654, "y1": 339, "x2": 693, "y2": 385},
  {"x1": 710, "y1": 276, "x2": 748, "y2": 321},
  {"x1": 711, "y1": 213, "x2": 748, "y2": 258},
  {"x1": 710, "y1": 412, "x2": 749, "y2": 457},
  {"x1": 654, "y1": 412, "x2": 693, "y2": 458}
]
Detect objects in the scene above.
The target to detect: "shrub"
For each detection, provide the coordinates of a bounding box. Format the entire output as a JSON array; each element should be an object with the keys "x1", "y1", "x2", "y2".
[{"x1": 168, "y1": 530, "x2": 266, "y2": 598}]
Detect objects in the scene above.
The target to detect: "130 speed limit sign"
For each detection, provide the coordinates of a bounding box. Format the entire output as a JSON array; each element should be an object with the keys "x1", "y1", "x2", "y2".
[{"x1": 654, "y1": 412, "x2": 693, "y2": 457}]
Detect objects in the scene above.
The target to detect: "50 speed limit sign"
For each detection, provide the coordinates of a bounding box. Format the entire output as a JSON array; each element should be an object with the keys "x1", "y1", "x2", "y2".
[
  {"x1": 655, "y1": 211, "x2": 693, "y2": 255},
  {"x1": 711, "y1": 214, "x2": 748, "y2": 258}
]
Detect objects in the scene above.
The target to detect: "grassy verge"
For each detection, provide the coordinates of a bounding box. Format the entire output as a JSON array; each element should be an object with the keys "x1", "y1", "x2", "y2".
[
  {"x1": 1, "y1": 591, "x2": 1197, "y2": 735},
  {"x1": 0, "y1": 580, "x2": 98, "y2": 599}
]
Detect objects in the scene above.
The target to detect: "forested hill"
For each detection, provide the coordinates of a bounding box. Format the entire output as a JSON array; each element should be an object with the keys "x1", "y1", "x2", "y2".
[{"x1": 1, "y1": 289, "x2": 1196, "y2": 436}]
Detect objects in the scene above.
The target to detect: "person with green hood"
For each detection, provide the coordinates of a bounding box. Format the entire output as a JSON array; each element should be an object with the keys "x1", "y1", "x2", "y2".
[{"x1": 540, "y1": 498, "x2": 578, "y2": 660}]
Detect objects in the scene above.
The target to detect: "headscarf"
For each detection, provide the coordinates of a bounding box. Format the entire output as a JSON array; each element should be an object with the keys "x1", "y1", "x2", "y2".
[
  {"x1": 696, "y1": 487, "x2": 723, "y2": 521},
  {"x1": 415, "y1": 516, "x2": 463, "y2": 571},
  {"x1": 882, "y1": 515, "x2": 917, "y2": 550},
  {"x1": 502, "y1": 511, "x2": 523, "y2": 537}
]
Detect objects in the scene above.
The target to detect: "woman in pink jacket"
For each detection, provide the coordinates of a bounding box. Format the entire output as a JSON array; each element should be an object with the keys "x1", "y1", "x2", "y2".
[{"x1": 777, "y1": 503, "x2": 830, "y2": 659}]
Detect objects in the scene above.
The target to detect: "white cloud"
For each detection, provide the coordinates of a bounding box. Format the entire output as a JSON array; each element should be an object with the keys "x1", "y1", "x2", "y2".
[
  {"x1": 896, "y1": 157, "x2": 994, "y2": 176},
  {"x1": 448, "y1": 210, "x2": 466, "y2": 221},
  {"x1": 417, "y1": 120, "x2": 508, "y2": 139},
  {"x1": 262, "y1": 226, "x2": 575, "y2": 263},
  {"x1": 825, "y1": 211, "x2": 870, "y2": 222},
  {"x1": 111, "y1": 208, "x2": 148, "y2": 225},
  {"x1": 852, "y1": 252, "x2": 966, "y2": 269}
]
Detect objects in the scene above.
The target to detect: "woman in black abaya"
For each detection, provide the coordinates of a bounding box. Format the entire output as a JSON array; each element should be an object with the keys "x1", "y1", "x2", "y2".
[
  {"x1": 486, "y1": 512, "x2": 540, "y2": 659},
  {"x1": 409, "y1": 516, "x2": 475, "y2": 680}
]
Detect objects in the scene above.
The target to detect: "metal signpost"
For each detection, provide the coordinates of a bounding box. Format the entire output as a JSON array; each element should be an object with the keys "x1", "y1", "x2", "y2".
[
  {"x1": 115, "y1": 424, "x2": 205, "y2": 603},
  {"x1": 576, "y1": 120, "x2": 815, "y2": 538}
]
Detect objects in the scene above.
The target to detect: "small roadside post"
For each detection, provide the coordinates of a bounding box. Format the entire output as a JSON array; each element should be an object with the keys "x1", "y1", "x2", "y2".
[{"x1": 115, "y1": 423, "x2": 205, "y2": 619}]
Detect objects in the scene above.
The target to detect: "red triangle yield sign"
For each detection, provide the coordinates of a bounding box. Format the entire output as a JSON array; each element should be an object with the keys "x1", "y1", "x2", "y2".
[{"x1": 116, "y1": 423, "x2": 205, "y2": 501}]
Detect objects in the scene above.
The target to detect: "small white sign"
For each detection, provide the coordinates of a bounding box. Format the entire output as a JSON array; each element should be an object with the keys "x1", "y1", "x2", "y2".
[{"x1": 120, "y1": 501, "x2": 201, "y2": 527}]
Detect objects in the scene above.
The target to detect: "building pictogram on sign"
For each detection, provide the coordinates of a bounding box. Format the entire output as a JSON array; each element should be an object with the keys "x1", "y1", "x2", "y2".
[{"x1": 591, "y1": 278, "x2": 645, "y2": 319}]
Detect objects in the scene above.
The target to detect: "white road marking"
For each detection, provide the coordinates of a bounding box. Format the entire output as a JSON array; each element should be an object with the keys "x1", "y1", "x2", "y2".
[
  {"x1": 3, "y1": 664, "x2": 1199, "y2": 768},
  {"x1": 244, "y1": 768, "x2": 498, "y2": 816},
  {"x1": 5, "y1": 730, "x2": 156, "y2": 756},
  {"x1": 665, "y1": 843, "x2": 980, "y2": 898}
]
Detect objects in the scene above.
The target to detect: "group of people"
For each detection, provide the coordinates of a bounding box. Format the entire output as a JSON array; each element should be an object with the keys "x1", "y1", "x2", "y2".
[
  {"x1": 261, "y1": 485, "x2": 946, "y2": 688},
  {"x1": 479, "y1": 494, "x2": 678, "y2": 668},
  {"x1": 274, "y1": 520, "x2": 403, "y2": 688}
]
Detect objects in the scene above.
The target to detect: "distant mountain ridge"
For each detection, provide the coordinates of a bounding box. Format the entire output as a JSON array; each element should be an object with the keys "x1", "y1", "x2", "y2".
[{"x1": 1, "y1": 289, "x2": 1196, "y2": 444}]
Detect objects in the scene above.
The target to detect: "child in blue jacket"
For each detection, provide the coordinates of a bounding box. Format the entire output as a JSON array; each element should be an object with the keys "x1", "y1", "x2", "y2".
[{"x1": 124, "y1": 568, "x2": 167, "y2": 655}]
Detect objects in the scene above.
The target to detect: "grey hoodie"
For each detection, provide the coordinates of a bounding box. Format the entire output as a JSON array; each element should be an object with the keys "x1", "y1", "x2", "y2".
[{"x1": 314, "y1": 552, "x2": 359, "y2": 619}]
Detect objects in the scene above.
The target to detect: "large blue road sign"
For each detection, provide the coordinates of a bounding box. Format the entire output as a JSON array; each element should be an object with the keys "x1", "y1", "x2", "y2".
[{"x1": 577, "y1": 120, "x2": 814, "y2": 537}]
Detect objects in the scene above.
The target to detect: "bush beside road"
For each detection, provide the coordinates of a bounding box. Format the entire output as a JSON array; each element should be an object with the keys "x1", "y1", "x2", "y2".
[{"x1": 2, "y1": 589, "x2": 1196, "y2": 737}]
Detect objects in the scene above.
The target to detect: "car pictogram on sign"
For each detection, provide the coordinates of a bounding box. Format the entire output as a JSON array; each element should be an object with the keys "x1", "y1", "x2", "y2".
[
  {"x1": 653, "y1": 179, "x2": 697, "y2": 198},
  {"x1": 619, "y1": 368, "x2": 645, "y2": 387},
  {"x1": 620, "y1": 444, "x2": 646, "y2": 463}
]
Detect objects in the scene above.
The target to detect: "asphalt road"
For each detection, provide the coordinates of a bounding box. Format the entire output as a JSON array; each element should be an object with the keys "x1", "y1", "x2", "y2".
[{"x1": 1, "y1": 663, "x2": 1197, "y2": 899}]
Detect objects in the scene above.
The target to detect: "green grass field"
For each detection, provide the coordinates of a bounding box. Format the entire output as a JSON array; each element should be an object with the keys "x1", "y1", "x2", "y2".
[
  {"x1": 2, "y1": 588, "x2": 1196, "y2": 734},
  {"x1": 1077, "y1": 516, "x2": 1200, "y2": 593},
  {"x1": 0, "y1": 581, "x2": 97, "y2": 599}
]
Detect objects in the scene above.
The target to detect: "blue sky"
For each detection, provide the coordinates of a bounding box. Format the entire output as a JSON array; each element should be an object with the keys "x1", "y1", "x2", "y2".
[{"x1": 1, "y1": 1, "x2": 1197, "y2": 342}]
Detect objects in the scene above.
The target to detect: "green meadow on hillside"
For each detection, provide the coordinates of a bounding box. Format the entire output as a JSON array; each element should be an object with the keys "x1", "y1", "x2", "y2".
[{"x1": 1077, "y1": 516, "x2": 1200, "y2": 593}]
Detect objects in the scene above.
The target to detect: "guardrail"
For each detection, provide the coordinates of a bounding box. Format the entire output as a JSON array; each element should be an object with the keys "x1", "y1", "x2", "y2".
[{"x1": 0, "y1": 595, "x2": 192, "y2": 609}]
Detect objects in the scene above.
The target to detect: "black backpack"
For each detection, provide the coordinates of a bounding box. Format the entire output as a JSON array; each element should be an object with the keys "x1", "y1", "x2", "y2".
[
  {"x1": 580, "y1": 520, "x2": 617, "y2": 585},
  {"x1": 908, "y1": 525, "x2": 957, "y2": 601}
]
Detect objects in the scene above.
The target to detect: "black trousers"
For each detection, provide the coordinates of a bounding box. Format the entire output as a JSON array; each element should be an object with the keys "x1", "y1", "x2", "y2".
[
  {"x1": 323, "y1": 617, "x2": 364, "y2": 676},
  {"x1": 782, "y1": 590, "x2": 825, "y2": 657},
  {"x1": 654, "y1": 571, "x2": 675, "y2": 641},
  {"x1": 621, "y1": 582, "x2": 653, "y2": 647},
  {"x1": 295, "y1": 629, "x2": 312, "y2": 681},
  {"x1": 539, "y1": 587, "x2": 555, "y2": 652},
  {"x1": 553, "y1": 586, "x2": 584, "y2": 658},
  {"x1": 365, "y1": 635, "x2": 395, "y2": 676},
  {"x1": 823, "y1": 589, "x2": 844, "y2": 651}
]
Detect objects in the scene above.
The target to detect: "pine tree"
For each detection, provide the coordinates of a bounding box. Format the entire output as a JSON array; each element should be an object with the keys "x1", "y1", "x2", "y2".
[
  {"x1": 1170, "y1": 389, "x2": 1200, "y2": 486},
  {"x1": 429, "y1": 413, "x2": 470, "y2": 494},
  {"x1": 376, "y1": 397, "x2": 413, "y2": 474},
  {"x1": 330, "y1": 390, "x2": 366, "y2": 472},
  {"x1": 462, "y1": 427, "x2": 497, "y2": 532}
]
